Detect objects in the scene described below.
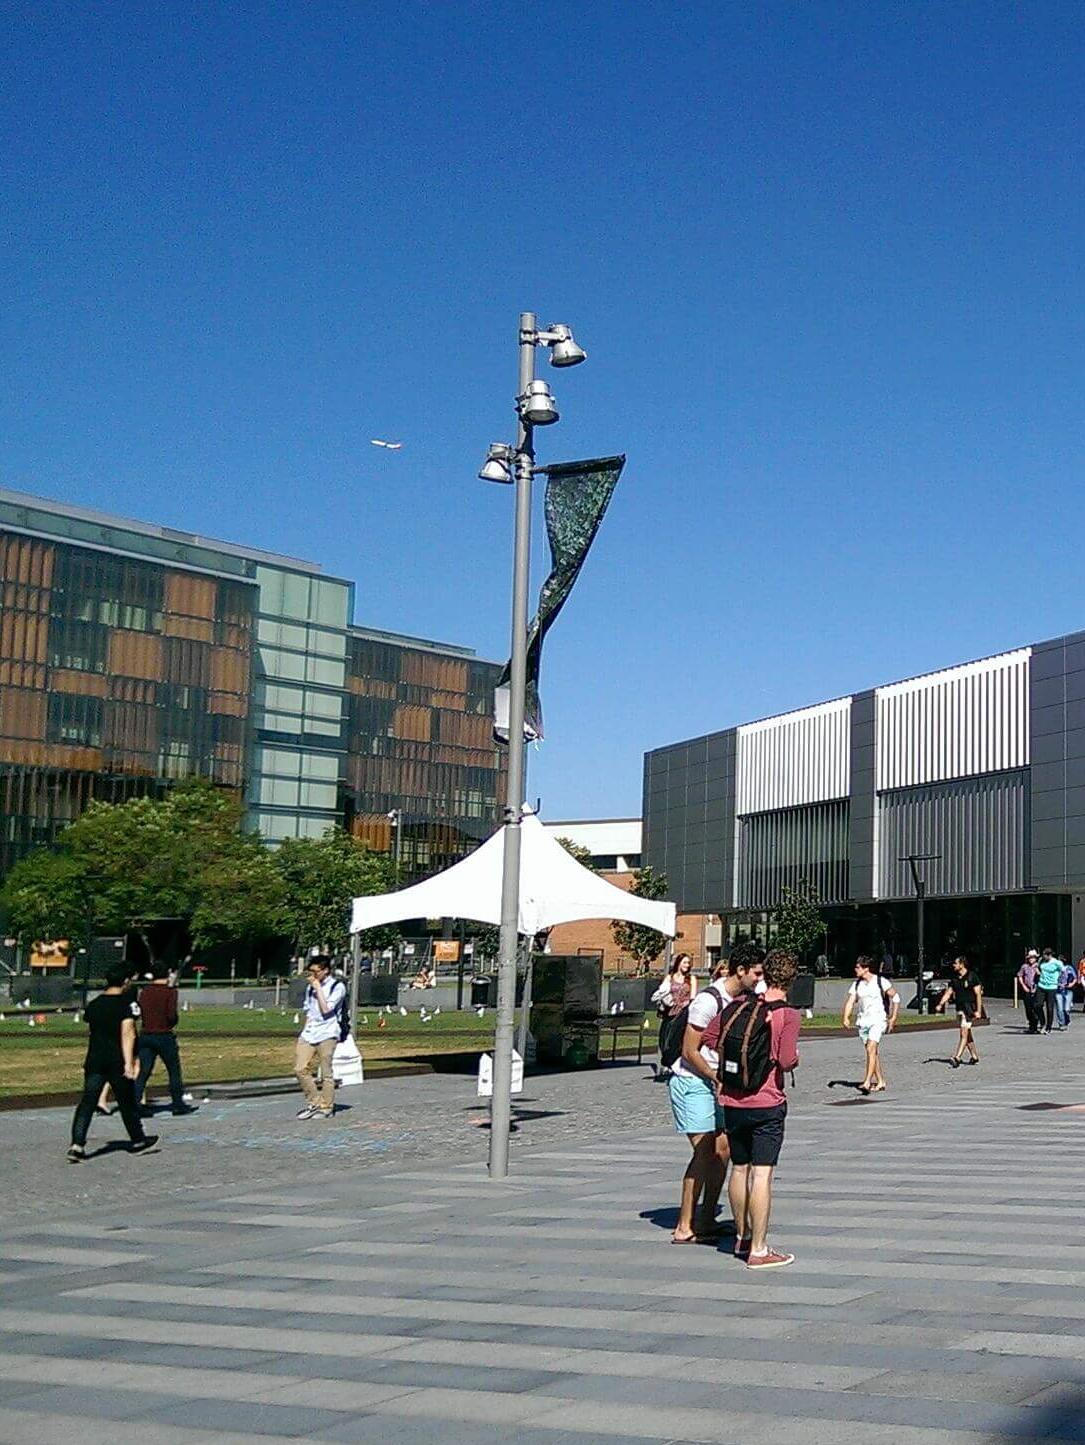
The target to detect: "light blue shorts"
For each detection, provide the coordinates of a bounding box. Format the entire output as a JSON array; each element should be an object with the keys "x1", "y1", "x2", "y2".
[{"x1": 668, "y1": 1072, "x2": 726, "y2": 1135}]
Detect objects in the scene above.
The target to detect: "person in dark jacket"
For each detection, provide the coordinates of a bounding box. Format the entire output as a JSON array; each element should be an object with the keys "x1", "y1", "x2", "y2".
[
  {"x1": 134, "y1": 965, "x2": 196, "y2": 1116},
  {"x1": 68, "y1": 963, "x2": 158, "y2": 1162}
]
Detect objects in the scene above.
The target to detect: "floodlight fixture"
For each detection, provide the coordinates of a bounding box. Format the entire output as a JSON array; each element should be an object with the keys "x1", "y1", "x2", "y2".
[
  {"x1": 540, "y1": 323, "x2": 586, "y2": 368},
  {"x1": 519, "y1": 379, "x2": 559, "y2": 425},
  {"x1": 479, "y1": 442, "x2": 515, "y2": 483}
]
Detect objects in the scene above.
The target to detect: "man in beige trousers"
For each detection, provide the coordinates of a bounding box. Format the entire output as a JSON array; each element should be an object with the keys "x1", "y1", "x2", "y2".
[{"x1": 295, "y1": 956, "x2": 346, "y2": 1119}]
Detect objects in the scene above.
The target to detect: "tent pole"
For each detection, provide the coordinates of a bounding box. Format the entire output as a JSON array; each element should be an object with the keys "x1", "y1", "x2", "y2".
[
  {"x1": 516, "y1": 937, "x2": 534, "y2": 1062},
  {"x1": 349, "y1": 931, "x2": 361, "y2": 1031}
]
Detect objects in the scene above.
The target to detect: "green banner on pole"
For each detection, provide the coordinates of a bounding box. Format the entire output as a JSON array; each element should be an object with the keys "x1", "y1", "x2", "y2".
[{"x1": 495, "y1": 454, "x2": 625, "y2": 743}]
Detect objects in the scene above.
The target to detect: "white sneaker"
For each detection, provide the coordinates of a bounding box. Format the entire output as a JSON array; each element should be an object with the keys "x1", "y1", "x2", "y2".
[{"x1": 296, "y1": 1105, "x2": 319, "y2": 1120}]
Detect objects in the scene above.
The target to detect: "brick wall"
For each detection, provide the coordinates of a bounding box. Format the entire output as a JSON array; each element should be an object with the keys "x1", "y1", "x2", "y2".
[{"x1": 543, "y1": 871, "x2": 720, "y2": 975}]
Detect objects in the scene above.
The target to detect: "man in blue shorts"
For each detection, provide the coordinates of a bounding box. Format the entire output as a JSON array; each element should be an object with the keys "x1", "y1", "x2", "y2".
[{"x1": 666, "y1": 942, "x2": 765, "y2": 1243}]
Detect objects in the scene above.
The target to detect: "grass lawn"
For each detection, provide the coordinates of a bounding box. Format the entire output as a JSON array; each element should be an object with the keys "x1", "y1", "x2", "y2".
[
  {"x1": 0, "y1": 1008, "x2": 499, "y2": 1099},
  {"x1": 0, "y1": 1004, "x2": 956, "y2": 1100}
]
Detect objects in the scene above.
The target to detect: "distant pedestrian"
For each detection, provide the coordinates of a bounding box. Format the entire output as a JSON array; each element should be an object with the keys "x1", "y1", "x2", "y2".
[
  {"x1": 936, "y1": 957, "x2": 983, "y2": 1067},
  {"x1": 134, "y1": 965, "x2": 196, "y2": 1115},
  {"x1": 1076, "y1": 955, "x2": 1085, "y2": 1015},
  {"x1": 1018, "y1": 950, "x2": 1041, "y2": 1033},
  {"x1": 666, "y1": 942, "x2": 764, "y2": 1243},
  {"x1": 68, "y1": 963, "x2": 158, "y2": 1162},
  {"x1": 1037, "y1": 948, "x2": 1062, "y2": 1034},
  {"x1": 720, "y1": 948, "x2": 801, "y2": 1270},
  {"x1": 651, "y1": 953, "x2": 697, "y2": 1078},
  {"x1": 1057, "y1": 958, "x2": 1076, "y2": 1029},
  {"x1": 841, "y1": 956, "x2": 900, "y2": 1094},
  {"x1": 295, "y1": 955, "x2": 347, "y2": 1119}
]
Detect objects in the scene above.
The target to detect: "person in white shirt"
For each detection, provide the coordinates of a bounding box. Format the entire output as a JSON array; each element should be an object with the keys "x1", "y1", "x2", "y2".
[
  {"x1": 294, "y1": 956, "x2": 347, "y2": 1119},
  {"x1": 841, "y1": 955, "x2": 900, "y2": 1095}
]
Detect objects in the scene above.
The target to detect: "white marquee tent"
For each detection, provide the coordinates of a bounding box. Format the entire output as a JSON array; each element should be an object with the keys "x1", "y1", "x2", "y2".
[{"x1": 350, "y1": 812, "x2": 677, "y2": 938}]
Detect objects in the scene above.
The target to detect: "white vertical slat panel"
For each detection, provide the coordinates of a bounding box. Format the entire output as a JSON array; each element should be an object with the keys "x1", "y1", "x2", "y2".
[
  {"x1": 875, "y1": 649, "x2": 1030, "y2": 791},
  {"x1": 735, "y1": 698, "x2": 851, "y2": 815}
]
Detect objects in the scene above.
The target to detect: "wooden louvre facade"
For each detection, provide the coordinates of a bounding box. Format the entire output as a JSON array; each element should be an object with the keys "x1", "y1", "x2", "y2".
[
  {"x1": 0, "y1": 532, "x2": 256, "y2": 877},
  {"x1": 345, "y1": 633, "x2": 507, "y2": 879}
]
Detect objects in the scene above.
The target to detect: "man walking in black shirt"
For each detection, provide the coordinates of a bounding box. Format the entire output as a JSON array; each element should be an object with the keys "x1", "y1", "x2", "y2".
[
  {"x1": 68, "y1": 963, "x2": 159, "y2": 1162},
  {"x1": 936, "y1": 956, "x2": 983, "y2": 1068}
]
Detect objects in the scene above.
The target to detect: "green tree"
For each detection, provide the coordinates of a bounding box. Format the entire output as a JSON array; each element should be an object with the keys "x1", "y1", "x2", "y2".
[
  {"x1": 770, "y1": 879, "x2": 826, "y2": 963},
  {"x1": 0, "y1": 780, "x2": 286, "y2": 951},
  {"x1": 610, "y1": 865, "x2": 671, "y2": 973},
  {"x1": 470, "y1": 924, "x2": 501, "y2": 964},
  {"x1": 274, "y1": 828, "x2": 397, "y2": 956},
  {"x1": 0, "y1": 850, "x2": 86, "y2": 946},
  {"x1": 555, "y1": 837, "x2": 596, "y2": 869},
  {"x1": 191, "y1": 836, "x2": 288, "y2": 950}
]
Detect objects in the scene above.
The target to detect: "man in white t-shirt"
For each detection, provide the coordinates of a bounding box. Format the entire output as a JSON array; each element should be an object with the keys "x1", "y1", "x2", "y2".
[
  {"x1": 666, "y1": 942, "x2": 766, "y2": 1242},
  {"x1": 841, "y1": 955, "x2": 899, "y2": 1095},
  {"x1": 294, "y1": 956, "x2": 347, "y2": 1120}
]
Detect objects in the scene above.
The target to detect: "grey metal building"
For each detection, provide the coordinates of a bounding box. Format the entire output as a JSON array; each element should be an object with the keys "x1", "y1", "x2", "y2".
[{"x1": 643, "y1": 635, "x2": 1085, "y2": 992}]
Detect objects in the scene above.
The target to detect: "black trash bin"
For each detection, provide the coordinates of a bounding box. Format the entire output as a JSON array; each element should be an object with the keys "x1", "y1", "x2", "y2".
[
  {"x1": 470, "y1": 977, "x2": 493, "y2": 1007},
  {"x1": 789, "y1": 973, "x2": 815, "y2": 1011},
  {"x1": 924, "y1": 981, "x2": 947, "y2": 1015}
]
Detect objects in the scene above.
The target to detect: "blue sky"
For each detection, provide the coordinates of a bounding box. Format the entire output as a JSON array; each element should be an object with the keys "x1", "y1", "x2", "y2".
[{"x1": 3, "y1": 2, "x2": 1085, "y2": 820}]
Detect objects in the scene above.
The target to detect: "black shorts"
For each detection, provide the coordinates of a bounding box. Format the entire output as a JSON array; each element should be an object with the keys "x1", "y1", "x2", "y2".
[{"x1": 723, "y1": 1103, "x2": 787, "y2": 1166}]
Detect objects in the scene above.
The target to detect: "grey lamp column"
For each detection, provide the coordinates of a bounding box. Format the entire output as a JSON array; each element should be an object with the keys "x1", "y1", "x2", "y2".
[{"x1": 488, "y1": 312, "x2": 536, "y2": 1180}]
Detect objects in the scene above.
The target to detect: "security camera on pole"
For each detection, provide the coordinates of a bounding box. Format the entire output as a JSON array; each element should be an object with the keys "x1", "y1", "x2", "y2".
[{"x1": 481, "y1": 313, "x2": 586, "y2": 1181}]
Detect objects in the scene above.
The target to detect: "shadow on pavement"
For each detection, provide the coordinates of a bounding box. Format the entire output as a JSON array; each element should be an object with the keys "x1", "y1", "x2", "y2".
[
  {"x1": 1017, "y1": 1101, "x2": 1085, "y2": 1112},
  {"x1": 82, "y1": 1140, "x2": 140, "y2": 1161},
  {"x1": 464, "y1": 1105, "x2": 567, "y2": 1131},
  {"x1": 986, "y1": 1385, "x2": 1085, "y2": 1442}
]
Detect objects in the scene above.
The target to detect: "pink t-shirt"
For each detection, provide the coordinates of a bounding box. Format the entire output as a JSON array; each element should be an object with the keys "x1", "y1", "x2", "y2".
[{"x1": 720, "y1": 1005, "x2": 801, "y2": 1111}]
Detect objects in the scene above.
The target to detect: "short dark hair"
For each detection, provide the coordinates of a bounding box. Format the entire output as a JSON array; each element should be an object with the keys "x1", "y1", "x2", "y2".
[
  {"x1": 727, "y1": 941, "x2": 766, "y2": 975},
  {"x1": 307, "y1": 954, "x2": 331, "y2": 970},
  {"x1": 855, "y1": 954, "x2": 875, "y2": 970},
  {"x1": 104, "y1": 963, "x2": 130, "y2": 988},
  {"x1": 764, "y1": 949, "x2": 799, "y2": 991}
]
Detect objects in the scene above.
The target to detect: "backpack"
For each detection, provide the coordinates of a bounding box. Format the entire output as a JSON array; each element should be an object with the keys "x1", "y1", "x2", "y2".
[
  {"x1": 659, "y1": 985, "x2": 724, "y2": 1069},
  {"x1": 874, "y1": 975, "x2": 893, "y2": 1016},
  {"x1": 337, "y1": 981, "x2": 351, "y2": 1042},
  {"x1": 716, "y1": 994, "x2": 786, "y2": 1094}
]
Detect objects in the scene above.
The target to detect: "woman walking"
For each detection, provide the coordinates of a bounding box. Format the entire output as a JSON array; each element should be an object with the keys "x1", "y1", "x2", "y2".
[{"x1": 651, "y1": 953, "x2": 697, "y2": 1079}]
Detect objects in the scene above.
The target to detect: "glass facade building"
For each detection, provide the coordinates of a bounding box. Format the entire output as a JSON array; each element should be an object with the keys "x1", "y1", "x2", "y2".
[
  {"x1": 0, "y1": 488, "x2": 505, "y2": 882},
  {"x1": 346, "y1": 627, "x2": 506, "y2": 879}
]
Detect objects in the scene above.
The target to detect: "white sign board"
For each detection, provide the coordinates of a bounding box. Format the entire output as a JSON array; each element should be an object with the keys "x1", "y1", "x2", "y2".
[{"x1": 476, "y1": 1050, "x2": 524, "y2": 1097}]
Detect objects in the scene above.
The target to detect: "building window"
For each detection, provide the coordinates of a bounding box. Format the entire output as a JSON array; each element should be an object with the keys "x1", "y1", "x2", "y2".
[{"x1": 47, "y1": 693, "x2": 104, "y2": 748}]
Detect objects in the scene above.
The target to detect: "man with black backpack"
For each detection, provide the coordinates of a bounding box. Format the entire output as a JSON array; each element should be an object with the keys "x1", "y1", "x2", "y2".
[
  {"x1": 719, "y1": 948, "x2": 801, "y2": 1270},
  {"x1": 841, "y1": 955, "x2": 900, "y2": 1095},
  {"x1": 294, "y1": 955, "x2": 347, "y2": 1119},
  {"x1": 667, "y1": 942, "x2": 766, "y2": 1243}
]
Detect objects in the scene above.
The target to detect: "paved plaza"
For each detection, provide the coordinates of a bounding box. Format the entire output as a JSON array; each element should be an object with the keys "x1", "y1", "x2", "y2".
[{"x1": 2, "y1": 1004, "x2": 1085, "y2": 1443}]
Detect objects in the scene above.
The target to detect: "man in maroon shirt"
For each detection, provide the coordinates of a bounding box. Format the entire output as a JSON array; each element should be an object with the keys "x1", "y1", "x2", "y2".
[
  {"x1": 134, "y1": 965, "x2": 196, "y2": 1116},
  {"x1": 720, "y1": 949, "x2": 801, "y2": 1271}
]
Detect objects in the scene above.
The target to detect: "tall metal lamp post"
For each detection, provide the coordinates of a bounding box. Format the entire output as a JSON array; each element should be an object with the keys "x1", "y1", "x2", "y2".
[
  {"x1": 387, "y1": 809, "x2": 403, "y2": 883},
  {"x1": 903, "y1": 853, "x2": 940, "y2": 1013},
  {"x1": 480, "y1": 312, "x2": 587, "y2": 1181}
]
